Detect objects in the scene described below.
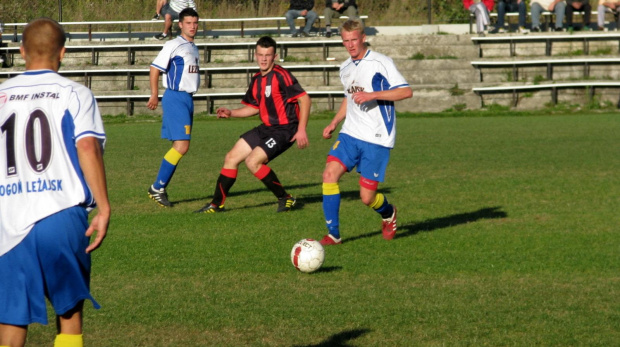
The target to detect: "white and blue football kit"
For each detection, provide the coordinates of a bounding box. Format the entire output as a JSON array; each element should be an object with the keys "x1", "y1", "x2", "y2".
[
  {"x1": 329, "y1": 49, "x2": 410, "y2": 182},
  {"x1": 151, "y1": 36, "x2": 200, "y2": 141},
  {"x1": 322, "y1": 49, "x2": 410, "y2": 242},
  {"x1": 0, "y1": 69, "x2": 106, "y2": 325}
]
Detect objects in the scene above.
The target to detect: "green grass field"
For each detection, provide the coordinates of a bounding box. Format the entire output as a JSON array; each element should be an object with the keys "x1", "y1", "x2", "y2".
[{"x1": 28, "y1": 112, "x2": 619, "y2": 346}]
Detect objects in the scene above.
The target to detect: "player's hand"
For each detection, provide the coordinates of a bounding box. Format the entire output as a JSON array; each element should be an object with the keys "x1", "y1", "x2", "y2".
[
  {"x1": 216, "y1": 107, "x2": 232, "y2": 118},
  {"x1": 85, "y1": 212, "x2": 109, "y2": 253},
  {"x1": 323, "y1": 124, "x2": 336, "y2": 139},
  {"x1": 147, "y1": 95, "x2": 158, "y2": 110},
  {"x1": 351, "y1": 91, "x2": 375, "y2": 105},
  {"x1": 301, "y1": 10, "x2": 308, "y2": 16},
  {"x1": 292, "y1": 129, "x2": 309, "y2": 149}
]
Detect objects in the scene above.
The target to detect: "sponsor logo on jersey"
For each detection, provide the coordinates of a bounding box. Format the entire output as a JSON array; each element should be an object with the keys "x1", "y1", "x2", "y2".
[{"x1": 347, "y1": 85, "x2": 364, "y2": 94}]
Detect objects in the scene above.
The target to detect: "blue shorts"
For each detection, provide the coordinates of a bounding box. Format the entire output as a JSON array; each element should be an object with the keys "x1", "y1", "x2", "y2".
[
  {"x1": 161, "y1": 89, "x2": 194, "y2": 141},
  {"x1": 0, "y1": 206, "x2": 99, "y2": 326},
  {"x1": 327, "y1": 133, "x2": 391, "y2": 182}
]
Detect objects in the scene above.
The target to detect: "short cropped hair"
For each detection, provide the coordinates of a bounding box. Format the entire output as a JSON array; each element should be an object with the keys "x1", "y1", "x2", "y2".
[
  {"x1": 22, "y1": 18, "x2": 66, "y2": 59},
  {"x1": 340, "y1": 18, "x2": 365, "y2": 34},
  {"x1": 179, "y1": 8, "x2": 199, "y2": 21},
  {"x1": 256, "y1": 36, "x2": 277, "y2": 52}
]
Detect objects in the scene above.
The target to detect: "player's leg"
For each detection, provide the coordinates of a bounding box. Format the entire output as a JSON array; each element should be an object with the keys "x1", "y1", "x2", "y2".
[
  {"x1": 244, "y1": 146, "x2": 295, "y2": 212},
  {"x1": 320, "y1": 159, "x2": 348, "y2": 245},
  {"x1": 54, "y1": 302, "x2": 83, "y2": 347},
  {"x1": 195, "y1": 138, "x2": 252, "y2": 213},
  {"x1": 0, "y1": 324, "x2": 27, "y2": 347},
  {"x1": 149, "y1": 91, "x2": 193, "y2": 207},
  {"x1": 244, "y1": 124, "x2": 297, "y2": 212},
  {"x1": 357, "y1": 141, "x2": 396, "y2": 240}
]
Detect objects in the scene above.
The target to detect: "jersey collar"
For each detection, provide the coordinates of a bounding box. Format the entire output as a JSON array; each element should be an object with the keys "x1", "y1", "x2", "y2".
[{"x1": 23, "y1": 69, "x2": 56, "y2": 76}]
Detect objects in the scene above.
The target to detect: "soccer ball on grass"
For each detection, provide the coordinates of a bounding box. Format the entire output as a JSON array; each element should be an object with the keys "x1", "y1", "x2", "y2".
[{"x1": 291, "y1": 239, "x2": 325, "y2": 273}]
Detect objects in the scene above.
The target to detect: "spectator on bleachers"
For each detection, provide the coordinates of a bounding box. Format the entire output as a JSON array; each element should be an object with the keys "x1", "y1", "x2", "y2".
[
  {"x1": 151, "y1": 0, "x2": 168, "y2": 20},
  {"x1": 154, "y1": 0, "x2": 196, "y2": 40},
  {"x1": 496, "y1": 0, "x2": 528, "y2": 33},
  {"x1": 531, "y1": 0, "x2": 567, "y2": 31},
  {"x1": 286, "y1": 0, "x2": 318, "y2": 37},
  {"x1": 463, "y1": 0, "x2": 494, "y2": 36},
  {"x1": 323, "y1": 0, "x2": 358, "y2": 37},
  {"x1": 566, "y1": 0, "x2": 593, "y2": 30},
  {"x1": 597, "y1": 0, "x2": 620, "y2": 30}
]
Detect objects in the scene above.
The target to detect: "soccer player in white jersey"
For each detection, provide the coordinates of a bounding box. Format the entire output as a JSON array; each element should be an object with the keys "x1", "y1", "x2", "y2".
[
  {"x1": 319, "y1": 18, "x2": 412, "y2": 246},
  {"x1": 0, "y1": 18, "x2": 110, "y2": 347},
  {"x1": 147, "y1": 8, "x2": 200, "y2": 207}
]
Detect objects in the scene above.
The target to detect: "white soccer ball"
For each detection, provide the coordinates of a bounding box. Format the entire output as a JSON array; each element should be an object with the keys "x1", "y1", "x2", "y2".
[{"x1": 291, "y1": 238, "x2": 325, "y2": 273}]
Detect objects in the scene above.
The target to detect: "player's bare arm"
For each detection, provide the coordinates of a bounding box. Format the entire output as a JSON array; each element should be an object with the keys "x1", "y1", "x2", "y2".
[
  {"x1": 216, "y1": 105, "x2": 259, "y2": 118},
  {"x1": 147, "y1": 66, "x2": 161, "y2": 110},
  {"x1": 292, "y1": 94, "x2": 311, "y2": 149},
  {"x1": 351, "y1": 86, "x2": 413, "y2": 105},
  {"x1": 76, "y1": 136, "x2": 110, "y2": 254},
  {"x1": 323, "y1": 98, "x2": 347, "y2": 139}
]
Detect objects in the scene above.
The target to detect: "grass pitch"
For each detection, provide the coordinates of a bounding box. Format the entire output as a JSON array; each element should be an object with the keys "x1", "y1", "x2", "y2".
[{"x1": 28, "y1": 113, "x2": 619, "y2": 346}]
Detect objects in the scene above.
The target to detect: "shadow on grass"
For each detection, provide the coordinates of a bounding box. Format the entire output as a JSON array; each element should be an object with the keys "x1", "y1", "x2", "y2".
[
  {"x1": 293, "y1": 328, "x2": 371, "y2": 347},
  {"x1": 345, "y1": 206, "x2": 508, "y2": 243},
  {"x1": 315, "y1": 266, "x2": 342, "y2": 273},
  {"x1": 203, "y1": 188, "x2": 392, "y2": 211},
  {"x1": 174, "y1": 182, "x2": 322, "y2": 205}
]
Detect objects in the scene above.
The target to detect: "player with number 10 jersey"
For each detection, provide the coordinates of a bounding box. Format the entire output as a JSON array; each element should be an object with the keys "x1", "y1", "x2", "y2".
[{"x1": 0, "y1": 71, "x2": 106, "y2": 256}]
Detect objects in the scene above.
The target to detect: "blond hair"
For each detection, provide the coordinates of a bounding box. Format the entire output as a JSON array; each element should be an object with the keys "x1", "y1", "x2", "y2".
[{"x1": 340, "y1": 18, "x2": 365, "y2": 34}]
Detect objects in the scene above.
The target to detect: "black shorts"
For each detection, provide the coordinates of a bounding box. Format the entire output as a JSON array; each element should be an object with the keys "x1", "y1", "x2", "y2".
[{"x1": 241, "y1": 123, "x2": 298, "y2": 161}]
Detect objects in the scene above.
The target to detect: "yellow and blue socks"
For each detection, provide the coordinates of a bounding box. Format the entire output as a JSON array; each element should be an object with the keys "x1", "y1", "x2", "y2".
[
  {"x1": 153, "y1": 148, "x2": 183, "y2": 190},
  {"x1": 54, "y1": 334, "x2": 83, "y2": 347},
  {"x1": 322, "y1": 182, "x2": 341, "y2": 239},
  {"x1": 369, "y1": 192, "x2": 394, "y2": 219}
]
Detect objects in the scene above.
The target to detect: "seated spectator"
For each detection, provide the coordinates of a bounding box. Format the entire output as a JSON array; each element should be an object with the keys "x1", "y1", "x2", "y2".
[
  {"x1": 597, "y1": 0, "x2": 620, "y2": 30},
  {"x1": 566, "y1": 0, "x2": 592, "y2": 30},
  {"x1": 152, "y1": 0, "x2": 168, "y2": 20},
  {"x1": 323, "y1": 0, "x2": 358, "y2": 37},
  {"x1": 496, "y1": 0, "x2": 528, "y2": 33},
  {"x1": 531, "y1": 0, "x2": 567, "y2": 31},
  {"x1": 154, "y1": 0, "x2": 196, "y2": 40},
  {"x1": 286, "y1": 0, "x2": 318, "y2": 37},
  {"x1": 463, "y1": 0, "x2": 494, "y2": 36}
]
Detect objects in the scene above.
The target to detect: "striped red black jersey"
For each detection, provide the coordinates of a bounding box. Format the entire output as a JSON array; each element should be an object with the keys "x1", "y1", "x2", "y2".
[{"x1": 242, "y1": 65, "x2": 307, "y2": 126}]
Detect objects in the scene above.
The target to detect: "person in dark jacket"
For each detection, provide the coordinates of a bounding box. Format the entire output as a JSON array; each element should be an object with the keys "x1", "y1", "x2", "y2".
[
  {"x1": 323, "y1": 0, "x2": 358, "y2": 37},
  {"x1": 286, "y1": 0, "x2": 318, "y2": 37}
]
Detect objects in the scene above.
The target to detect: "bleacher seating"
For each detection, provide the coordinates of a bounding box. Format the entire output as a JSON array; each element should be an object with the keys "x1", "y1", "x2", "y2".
[
  {"x1": 0, "y1": 16, "x2": 369, "y2": 42},
  {"x1": 469, "y1": 10, "x2": 614, "y2": 34},
  {"x1": 96, "y1": 90, "x2": 344, "y2": 116},
  {"x1": 471, "y1": 33, "x2": 620, "y2": 57},
  {"x1": 473, "y1": 82, "x2": 620, "y2": 107},
  {"x1": 0, "y1": 40, "x2": 344, "y2": 66},
  {"x1": 0, "y1": 64, "x2": 340, "y2": 89},
  {"x1": 471, "y1": 58, "x2": 620, "y2": 82}
]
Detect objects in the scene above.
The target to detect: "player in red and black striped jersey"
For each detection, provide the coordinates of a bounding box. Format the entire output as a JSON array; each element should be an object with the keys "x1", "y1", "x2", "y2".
[{"x1": 195, "y1": 36, "x2": 310, "y2": 214}]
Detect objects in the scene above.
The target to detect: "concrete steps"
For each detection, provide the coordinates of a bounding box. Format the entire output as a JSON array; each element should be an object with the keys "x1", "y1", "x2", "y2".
[{"x1": 4, "y1": 31, "x2": 619, "y2": 114}]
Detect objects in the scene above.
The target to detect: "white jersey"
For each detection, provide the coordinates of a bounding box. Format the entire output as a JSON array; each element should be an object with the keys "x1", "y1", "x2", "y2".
[
  {"x1": 0, "y1": 70, "x2": 105, "y2": 256},
  {"x1": 151, "y1": 36, "x2": 200, "y2": 94},
  {"x1": 339, "y1": 49, "x2": 410, "y2": 148}
]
